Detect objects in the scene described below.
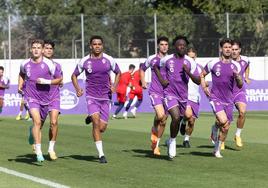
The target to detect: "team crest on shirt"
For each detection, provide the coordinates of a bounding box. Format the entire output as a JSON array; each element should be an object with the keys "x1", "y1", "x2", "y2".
[
  {"x1": 241, "y1": 61, "x2": 245, "y2": 66},
  {"x1": 102, "y1": 59, "x2": 106, "y2": 64},
  {"x1": 215, "y1": 71, "x2": 220, "y2": 76},
  {"x1": 231, "y1": 64, "x2": 234, "y2": 69},
  {"x1": 26, "y1": 64, "x2": 31, "y2": 68},
  {"x1": 216, "y1": 67, "x2": 221, "y2": 72},
  {"x1": 216, "y1": 64, "x2": 221, "y2": 67},
  {"x1": 87, "y1": 64, "x2": 92, "y2": 73}
]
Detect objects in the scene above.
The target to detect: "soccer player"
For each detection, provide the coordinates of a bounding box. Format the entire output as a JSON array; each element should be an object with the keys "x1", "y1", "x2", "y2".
[
  {"x1": 140, "y1": 36, "x2": 169, "y2": 155},
  {"x1": 42, "y1": 40, "x2": 63, "y2": 160},
  {"x1": 71, "y1": 35, "x2": 121, "y2": 164},
  {"x1": 201, "y1": 38, "x2": 243, "y2": 158},
  {"x1": 179, "y1": 47, "x2": 203, "y2": 148},
  {"x1": 220, "y1": 40, "x2": 250, "y2": 149},
  {"x1": 123, "y1": 68, "x2": 143, "y2": 118},
  {"x1": 19, "y1": 39, "x2": 62, "y2": 162},
  {"x1": 0, "y1": 66, "x2": 10, "y2": 114},
  {"x1": 159, "y1": 36, "x2": 200, "y2": 159},
  {"x1": 112, "y1": 64, "x2": 135, "y2": 119}
]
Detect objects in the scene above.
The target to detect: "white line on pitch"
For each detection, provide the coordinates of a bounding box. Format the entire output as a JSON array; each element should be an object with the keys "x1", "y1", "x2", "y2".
[{"x1": 0, "y1": 167, "x2": 70, "y2": 188}]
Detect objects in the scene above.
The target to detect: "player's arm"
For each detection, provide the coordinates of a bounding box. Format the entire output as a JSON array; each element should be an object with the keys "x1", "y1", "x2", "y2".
[
  {"x1": 233, "y1": 69, "x2": 243, "y2": 89},
  {"x1": 153, "y1": 64, "x2": 169, "y2": 87},
  {"x1": 71, "y1": 64, "x2": 84, "y2": 97},
  {"x1": 183, "y1": 64, "x2": 201, "y2": 85},
  {"x1": 140, "y1": 69, "x2": 147, "y2": 89},
  {"x1": 245, "y1": 65, "x2": 251, "y2": 84},
  {"x1": 112, "y1": 71, "x2": 121, "y2": 93},
  {"x1": 18, "y1": 73, "x2": 25, "y2": 94},
  {"x1": 200, "y1": 69, "x2": 210, "y2": 97}
]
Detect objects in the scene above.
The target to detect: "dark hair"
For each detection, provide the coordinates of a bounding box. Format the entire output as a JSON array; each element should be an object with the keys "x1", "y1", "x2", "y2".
[
  {"x1": 31, "y1": 39, "x2": 44, "y2": 47},
  {"x1": 157, "y1": 36, "x2": 169, "y2": 44},
  {"x1": 187, "y1": 46, "x2": 197, "y2": 54},
  {"x1": 219, "y1": 38, "x2": 232, "y2": 48},
  {"x1": 0, "y1": 66, "x2": 4, "y2": 71},
  {"x1": 172, "y1": 35, "x2": 189, "y2": 46},
  {"x1": 231, "y1": 39, "x2": 242, "y2": 48},
  {"x1": 44, "y1": 40, "x2": 55, "y2": 48},
  {"x1": 129, "y1": 64, "x2": 136, "y2": 70},
  {"x1": 90, "y1": 35, "x2": 103, "y2": 44}
]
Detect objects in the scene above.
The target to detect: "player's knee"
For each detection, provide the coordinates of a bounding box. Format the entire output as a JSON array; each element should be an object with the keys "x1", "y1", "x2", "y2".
[
  {"x1": 239, "y1": 110, "x2": 246, "y2": 118},
  {"x1": 50, "y1": 120, "x2": 58, "y2": 128},
  {"x1": 171, "y1": 115, "x2": 180, "y2": 124}
]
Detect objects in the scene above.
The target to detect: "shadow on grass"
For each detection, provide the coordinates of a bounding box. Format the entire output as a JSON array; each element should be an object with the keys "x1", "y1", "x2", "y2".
[
  {"x1": 110, "y1": 116, "x2": 136, "y2": 120},
  {"x1": 197, "y1": 144, "x2": 239, "y2": 151},
  {"x1": 190, "y1": 151, "x2": 214, "y2": 157},
  {"x1": 8, "y1": 154, "x2": 43, "y2": 166},
  {"x1": 59, "y1": 155, "x2": 99, "y2": 163},
  {"x1": 123, "y1": 149, "x2": 171, "y2": 160},
  {"x1": 197, "y1": 145, "x2": 214, "y2": 149}
]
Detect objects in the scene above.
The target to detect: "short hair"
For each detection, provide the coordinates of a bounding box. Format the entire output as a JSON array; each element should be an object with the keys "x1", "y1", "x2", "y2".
[
  {"x1": 172, "y1": 35, "x2": 189, "y2": 46},
  {"x1": 90, "y1": 35, "x2": 103, "y2": 44},
  {"x1": 231, "y1": 39, "x2": 242, "y2": 48},
  {"x1": 129, "y1": 64, "x2": 136, "y2": 70},
  {"x1": 44, "y1": 40, "x2": 55, "y2": 48},
  {"x1": 31, "y1": 39, "x2": 44, "y2": 48},
  {"x1": 157, "y1": 36, "x2": 169, "y2": 44},
  {"x1": 187, "y1": 46, "x2": 197, "y2": 54},
  {"x1": 219, "y1": 38, "x2": 232, "y2": 48},
  {"x1": 0, "y1": 66, "x2": 4, "y2": 71}
]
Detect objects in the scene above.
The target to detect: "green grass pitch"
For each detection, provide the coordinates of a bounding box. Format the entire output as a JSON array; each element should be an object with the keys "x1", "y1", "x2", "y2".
[{"x1": 0, "y1": 112, "x2": 268, "y2": 188}]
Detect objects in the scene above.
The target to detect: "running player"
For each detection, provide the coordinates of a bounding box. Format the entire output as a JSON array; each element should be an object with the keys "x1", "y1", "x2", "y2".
[
  {"x1": 140, "y1": 36, "x2": 169, "y2": 155},
  {"x1": 19, "y1": 39, "x2": 62, "y2": 162},
  {"x1": 201, "y1": 38, "x2": 243, "y2": 158},
  {"x1": 0, "y1": 66, "x2": 10, "y2": 115},
  {"x1": 16, "y1": 96, "x2": 30, "y2": 120},
  {"x1": 71, "y1": 35, "x2": 121, "y2": 164},
  {"x1": 179, "y1": 47, "x2": 203, "y2": 148},
  {"x1": 159, "y1": 36, "x2": 200, "y2": 159},
  {"x1": 42, "y1": 40, "x2": 63, "y2": 160},
  {"x1": 112, "y1": 64, "x2": 135, "y2": 119},
  {"x1": 220, "y1": 40, "x2": 250, "y2": 149},
  {"x1": 123, "y1": 68, "x2": 143, "y2": 118}
]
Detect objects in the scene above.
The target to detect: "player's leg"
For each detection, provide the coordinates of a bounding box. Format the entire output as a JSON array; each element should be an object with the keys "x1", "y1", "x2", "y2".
[
  {"x1": 151, "y1": 104, "x2": 167, "y2": 155},
  {"x1": 16, "y1": 99, "x2": 24, "y2": 120},
  {"x1": 123, "y1": 93, "x2": 134, "y2": 119},
  {"x1": 48, "y1": 109, "x2": 60, "y2": 160},
  {"x1": 0, "y1": 98, "x2": 3, "y2": 114},
  {"x1": 113, "y1": 93, "x2": 125, "y2": 118},
  {"x1": 182, "y1": 105, "x2": 193, "y2": 148},
  {"x1": 234, "y1": 102, "x2": 246, "y2": 147},
  {"x1": 130, "y1": 93, "x2": 143, "y2": 117},
  {"x1": 214, "y1": 110, "x2": 230, "y2": 158}
]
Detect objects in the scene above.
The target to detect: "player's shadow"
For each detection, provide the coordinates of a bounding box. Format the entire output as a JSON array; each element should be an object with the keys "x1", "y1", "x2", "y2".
[
  {"x1": 189, "y1": 151, "x2": 214, "y2": 157},
  {"x1": 197, "y1": 145, "x2": 239, "y2": 151},
  {"x1": 8, "y1": 154, "x2": 43, "y2": 166},
  {"x1": 59, "y1": 155, "x2": 99, "y2": 163},
  {"x1": 125, "y1": 149, "x2": 170, "y2": 160},
  {"x1": 197, "y1": 145, "x2": 215, "y2": 149}
]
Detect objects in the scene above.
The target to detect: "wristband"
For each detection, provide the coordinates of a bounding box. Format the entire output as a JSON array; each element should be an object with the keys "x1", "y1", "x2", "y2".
[{"x1": 38, "y1": 78, "x2": 52, "y2": 85}]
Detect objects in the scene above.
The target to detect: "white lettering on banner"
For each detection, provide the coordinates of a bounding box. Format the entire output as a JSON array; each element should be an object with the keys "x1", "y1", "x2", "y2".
[
  {"x1": 246, "y1": 89, "x2": 268, "y2": 102},
  {"x1": 60, "y1": 89, "x2": 79, "y2": 110},
  {"x1": 3, "y1": 93, "x2": 22, "y2": 107}
]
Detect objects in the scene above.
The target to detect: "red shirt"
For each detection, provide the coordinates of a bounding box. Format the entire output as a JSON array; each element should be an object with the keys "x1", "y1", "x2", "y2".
[{"x1": 116, "y1": 71, "x2": 131, "y2": 94}]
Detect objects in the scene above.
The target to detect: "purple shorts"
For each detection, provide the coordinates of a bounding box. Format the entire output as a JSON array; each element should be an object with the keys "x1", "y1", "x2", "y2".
[
  {"x1": 187, "y1": 100, "x2": 200, "y2": 118},
  {"x1": 209, "y1": 98, "x2": 234, "y2": 122},
  {"x1": 233, "y1": 92, "x2": 247, "y2": 105},
  {"x1": 48, "y1": 98, "x2": 60, "y2": 112},
  {"x1": 26, "y1": 101, "x2": 49, "y2": 122},
  {"x1": 149, "y1": 93, "x2": 165, "y2": 107},
  {"x1": 164, "y1": 96, "x2": 187, "y2": 116},
  {"x1": 86, "y1": 97, "x2": 109, "y2": 123}
]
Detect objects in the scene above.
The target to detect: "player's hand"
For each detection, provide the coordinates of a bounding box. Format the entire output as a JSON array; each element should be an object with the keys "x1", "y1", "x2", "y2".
[
  {"x1": 203, "y1": 87, "x2": 211, "y2": 97},
  {"x1": 111, "y1": 85, "x2": 116, "y2": 93},
  {"x1": 59, "y1": 81, "x2": 64, "y2": 88},
  {"x1": 161, "y1": 80, "x2": 169, "y2": 87},
  {"x1": 76, "y1": 88, "x2": 83, "y2": 97},
  {"x1": 245, "y1": 78, "x2": 251, "y2": 84},
  {"x1": 141, "y1": 82, "x2": 147, "y2": 89},
  {"x1": 18, "y1": 88, "x2": 23, "y2": 95}
]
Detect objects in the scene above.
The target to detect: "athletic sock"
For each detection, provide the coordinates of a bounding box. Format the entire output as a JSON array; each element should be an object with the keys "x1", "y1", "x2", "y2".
[
  {"x1": 184, "y1": 134, "x2": 190, "y2": 141},
  {"x1": 156, "y1": 138, "x2": 161, "y2": 148},
  {"x1": 48, "y1": 141, "x2": 56, "y2": 152},
  {"x1": 214, "y1": 140, "x2": 222, "y2": 153},
  {"x1": 95, "y1": 141, "x2": 104, "y2": 158},
  {"x1": 35, "y1": 144, "x2": 42, "y2": 155},
  {"x1": 235, "y1": 128, "x2": 242, "y2": 137},
  {"x1": 18, "y1": 111, "x2": 22, "y2": 116}
]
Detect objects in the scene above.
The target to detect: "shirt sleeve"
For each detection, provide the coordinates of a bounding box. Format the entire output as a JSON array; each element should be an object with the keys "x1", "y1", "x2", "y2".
[{"x1": 72, "y1": 59, "x2": 85, "y2": 76}]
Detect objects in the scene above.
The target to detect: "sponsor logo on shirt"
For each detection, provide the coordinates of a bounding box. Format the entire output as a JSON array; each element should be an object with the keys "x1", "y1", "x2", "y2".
[{"x1": 60, "y1": 89, "x2": 79, "y2": 109}]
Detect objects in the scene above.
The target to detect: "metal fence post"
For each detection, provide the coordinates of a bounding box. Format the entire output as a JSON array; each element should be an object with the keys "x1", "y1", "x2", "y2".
[
  {"x1": 81, "y1": 14, "x2": 85, "y2": 58},
  {"x1": 154, "y1": 12, "x2": 157, "y2": 54}
]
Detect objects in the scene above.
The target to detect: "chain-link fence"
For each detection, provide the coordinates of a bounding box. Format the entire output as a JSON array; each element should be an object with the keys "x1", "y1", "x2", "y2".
[{"x1": 0, "y1": 13, "x2": 268, "y2": 59}]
